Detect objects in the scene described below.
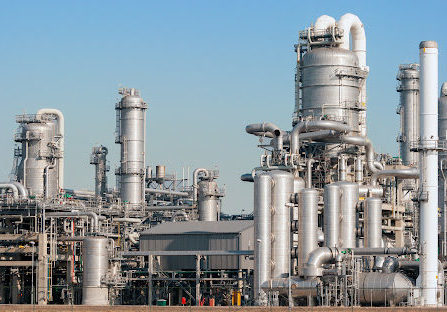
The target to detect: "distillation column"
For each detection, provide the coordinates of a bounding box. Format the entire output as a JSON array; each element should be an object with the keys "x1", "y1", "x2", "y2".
[
  {"x1": 439, "y1": 83, "x2": 447, "y2": 258},
  {"x1": 397, "y1": 64, "x2": 420, "y2": 166},
  {"x1": 90, "y1": 145, "x2": 109, "y2": 197},
  {"x1": 115, "y1": 88, "x2": 148, "y2": 207},
  {"x1": 419, "y1": 41, "x2": 439, "y2": 306}
]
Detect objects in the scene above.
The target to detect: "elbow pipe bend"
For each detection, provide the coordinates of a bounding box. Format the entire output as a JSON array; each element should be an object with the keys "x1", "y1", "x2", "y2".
[{"x1": 370, "y1": 168, "x2": 419, "y2": 186}]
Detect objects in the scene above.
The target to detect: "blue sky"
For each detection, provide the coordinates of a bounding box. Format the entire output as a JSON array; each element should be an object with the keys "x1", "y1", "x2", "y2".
[{"x1": 0, "y1": 0, "x2": 446, "y2": 214}]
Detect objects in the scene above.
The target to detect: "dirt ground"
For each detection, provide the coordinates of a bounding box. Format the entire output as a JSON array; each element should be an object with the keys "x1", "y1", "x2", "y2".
[{"x1": 2, "y1": 305, "x2": 447, "y2": 312}]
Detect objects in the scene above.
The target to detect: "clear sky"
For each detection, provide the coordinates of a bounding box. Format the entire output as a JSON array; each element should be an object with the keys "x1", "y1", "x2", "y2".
[{"x1": 0, "y1": 0, "x2": 446, "y2": 214}]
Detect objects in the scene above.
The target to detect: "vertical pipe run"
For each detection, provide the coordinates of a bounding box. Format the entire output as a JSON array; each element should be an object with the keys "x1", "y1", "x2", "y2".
[
  {"x1": 419, "y1": 40, "x2": 439, "y2": 306},
  {"x1": 298, "y1": 188, "x2": 319, "y2": 276},
  {"x1": 253, "y1": 173, "x2": 272, "y2": 305},
  {"x1": 323, "y1": 184, "x2": 340, "y2": 248}
]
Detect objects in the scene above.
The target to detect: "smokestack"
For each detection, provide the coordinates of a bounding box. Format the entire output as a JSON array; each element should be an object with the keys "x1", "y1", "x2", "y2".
[{"x1": 419, "y1": 40, "x2": 439, "y2": 306}]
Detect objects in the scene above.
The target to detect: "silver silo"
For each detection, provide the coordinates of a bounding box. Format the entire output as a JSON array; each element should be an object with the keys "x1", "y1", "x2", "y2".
[
  {"x1": 269, "y1": 170, "x2": 294, "y2": 279},
  {"x1": 335, "y1": 181, "x2": 359, "y2": 248},
  {"x1": 253, "y1": 173, "x2": 272, "y2": 305},
  {"x1": 115, "y1": 88, "x2": 147, "y2": 207},
  {"x1": 300, "y1": 47, "x2": 366, "y2": 134},
  {"x1": 90, "y1": 145, "x2": 109, "y2": 197},
  {"x1": 82, "y1": 237, "x2": 109, "y2": 305},
  {"x1": 15, "y1": 115, "x2": 59, "y2": 197},
  {"x1": 397, "y1": 64, "x2": 420, "y2": 166},
  {"x1": 439, "y1": 82, "x2": 447, "y2": 258},
  {"x1": 297, "y1": 188, "x2": 319, "y2": 276}
]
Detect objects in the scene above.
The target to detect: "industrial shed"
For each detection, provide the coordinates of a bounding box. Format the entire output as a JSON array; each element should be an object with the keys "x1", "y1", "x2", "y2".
[{"x1": 140, "y1": 220, "x2": 254, "y2": 270}]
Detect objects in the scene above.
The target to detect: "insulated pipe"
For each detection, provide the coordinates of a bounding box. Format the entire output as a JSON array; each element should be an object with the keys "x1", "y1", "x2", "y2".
[
  {"x1": 146, "y1": 205, "x2": 196, "y2": 211},
  {"x1": 370, "y1": 167, "x2": 419, "y2": 186},
  {"x1": 245, "y1": 122, "x2": 282, "y2": 138},
  {"x1": 253, "y1": 173, "x2": 272, "y2": 306},
  {"x1": 419, "y1": 40, "x2": 439, "y2": 306},
  {"x1": 359, "y1": 185, "x2": 383, "y2": 197},
  {"x1": 193, "y1": 168, "x2": 210, "y2": 202},
  {"x1": 297, "y1": 188, "x2": 319, "y2": 276},
  {"x1": 338, "y1": 155, "x2": 347, "y2": 181},
  {"x1": 10, "y1": 182, "x2": 28, "y2": 198},
  {"x1": 290, "y1": 120, "x2": 351, "y2": 155},
  {"x1": 323, "y1": 184, "x2": 340, "y2": 248},
  {"x1": 37, "y1": 109, "x2": 64, "y2": 189},
  {"x1": 0, "y1": 183, "x2": 19, "y2": 199},
  {"x1": 145, "y1": 188, "x2": 190, "y2": 197},
  {"x1": 306, "y1": 159, "x2": 314, "y2": 188},
  {"x1": 364, "y1": 198, "x2": 382, "y2": 248},
  {"x1": 46, "y1": 211, "x2": 100, "y2": 232},
  {"x1": 338, "y1": 14, "x2": 367, "y2": 136},
  {"x1": 240, "y1": 173, "x2": 254, "y2": 182},
  {"x1": 355, "y1": 157, "x2": 363, "y2": 182},
  {"x1": 315, "y1": 15, "x2": 336, "y2": 31}
]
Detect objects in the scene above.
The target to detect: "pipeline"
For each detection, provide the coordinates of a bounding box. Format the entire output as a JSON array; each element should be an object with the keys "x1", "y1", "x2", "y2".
[
  {"x1": 46, "y1": 211, "x2": 100, "y2": 232},
  {"x1": 370, "y1": 167, "x2": 419, "y2": 186},
  {"x1": 145, "y1": 188, "x2": 190, "y2": 197},
  {"x1": 0, "y1": 183, "x2": 19, "y2": 199}
]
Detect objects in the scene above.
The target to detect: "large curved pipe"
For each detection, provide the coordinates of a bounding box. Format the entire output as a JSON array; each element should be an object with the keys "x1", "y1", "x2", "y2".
[
  {"x1": 315, "y1": 15, "x2": 336, "y2": 31},
  {"x1": 246, "y1": 122, "x2": 282, "y2": 138},
  {"x1": 304, "y1": 247, "x2": 338, "y2": 277},
  {"x1": 171, "y1": 211, "x2": 189, "y2": 222},
  {"x1": 290, "y1": 120, "x2": 351, "y2": 155},
  {"x1": 338, "y1": 13, "x2": 366, "y2": 68},
  {"x1": 193, "y1": 168, "x2": 210, "y2": 202},
  {"x1": 0, "y1": 183, "x2": 19, "y2": 199},
  {"x1": 37, "y1": 108, "x2": 64, "y2": 189},
  {"x1": 371, "y1": 167, "x2": 419, "y2": 186},
  {"x1": 10, "y1": 181, "x2": 28, "y2": 198},
  {"x1": 46, "y1": 211, "x2": 100, "y2": 232}
]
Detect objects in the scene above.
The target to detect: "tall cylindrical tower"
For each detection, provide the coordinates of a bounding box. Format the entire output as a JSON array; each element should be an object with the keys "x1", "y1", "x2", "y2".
[
  {"x1": 439, "y1": 83, "x2": 447, "y2": 259},
  {"x1": 115, "y1": 88, "x2": 147, "y2": 207},
  {"x1": 397, "y1": 64, "x2": 420, "y2": 166},
  {"x1": 419, "y1": 40, "x2": 438, "y2": 306},
  {"x1": 90, "y1": 145, "x2": 109, "y2": 197}
]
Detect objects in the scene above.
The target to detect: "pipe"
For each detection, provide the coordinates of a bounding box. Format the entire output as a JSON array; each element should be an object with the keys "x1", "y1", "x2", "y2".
[
  {"x1": 171, "y1": 211, "x2": 189, "y2": 222},
  {"x1": 112, "y1": 218, "x2": 142, "y2": 223},
  {"x1": 44, "y1": 163, "x2": 55, "y2": 199},
  {"x1": 306, "y1": 159, "x2": 314, "y2": 188},
  {"x1": 355, "y1": 157, "x2": 363, "y2": 182},
  {"x1": 240, "y1": 173, "x2": 254, "y2": 182},
  {"x1": 10, "y1": 182, "x2": 28, "y2": 198},
  {"x1": 370, "y1": 167, "x2": 419, "y2": 186},
  {"x1": 261, "y1": 277, "x2": 319, "y2": 297},
  {"x1": 246, "y1": 122, "x2": 282, "y2": 138},
  {"x1": 193, "y1": 168, "x2": 210, "y2": 202},
  {"x1": 419, "y1": 40, "x2": 439, "y2": 306},
  {"x1": 338, "y1": 13, "x2": 367, "y2": 136},
  {"x1": 0, "y1": 183, "x2": 19, "y2": 199},
  {"x1": 315, "y1": 15, "x2": 336, "y2": 31},
  {"x1": 146, "y1": 205, "x2": 196, "y2": 211},
  {"x1": 46, "y1": 211, "x2": 100, "y2": 232},
  {"x1": 37, "y1": 109, "x2": 64, "y2": 189},
  {"x1": 290, "y1": 120, "x2": 351, "y2": 155},
  {"x1": 359, "y1": 185, "x2": 383, "y2": 197},
  {"x1": 145, "y1": 188, "x2": 190, "y2": 197},
  {"x1": 338, "y1": 155, "x2": 347, "y2": 181},
  {"x1": 253, "y1": 173, "x2": 272, "y2": 306}
]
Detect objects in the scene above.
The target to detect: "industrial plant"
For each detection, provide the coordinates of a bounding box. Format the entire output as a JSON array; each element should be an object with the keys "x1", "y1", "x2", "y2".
[{"x1": 1, "y1": 12, "x2": 447, "y2": 308}]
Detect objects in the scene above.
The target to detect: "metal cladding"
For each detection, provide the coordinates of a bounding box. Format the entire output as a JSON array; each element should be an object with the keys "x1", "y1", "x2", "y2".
[
  {"x1": 397, "y1": 64, "x2": 420, "y2": 166},
  {"x1": 270, "y1": 170, "x2": 294, "y2": 279},
  {"x1": 439, "y1": 83, "x2": 447, "y2": 259},
  {"x1": 82, "y1": 237, "x2": 109, "y2": 305},
  {"x1": 253, "y1": 173, "x2": 272, "y2": 305},
  {"x1": 297, "y1": 188, "x2": 318, "y2": 276},
  {"x1": 335, "y1": 181, "x2": 359, "y2": 248},
  {"x1": 300, "y1": 47, "x2": 366, "y2": 134},
  {"x1": 364, "y1": 198, "x2": 382, "y2": 248},
  {"x1": 15, "y1": 115, "x2": 60, "y2": 197},
  {"x1": 419, "y1": 40, "x2": 439, "y2": 306},
  {"x1": 358, "y1": 272, "x2": 412, "y2": 306},
  {"x1": 90, "y1": 145, "x2": 109, "y2": 197},
  {"x1": 115, "y1": 88, "x2": 147, "y2": 207},
  {"x1": 198, "y1": 180, "x2": 219, "y2": 221},
  {"x1": 323, "y1": 183, "x2": 340, "y2": 248}
]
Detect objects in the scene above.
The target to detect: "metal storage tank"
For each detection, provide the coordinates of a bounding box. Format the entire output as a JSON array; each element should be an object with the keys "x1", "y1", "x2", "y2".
[
  {"x1": 139, "y1": 220, "x2": 254, "y2": 270},
  {"x1": 82, "y1": 237, "x2": 109, "y2": 305},
  {"x1": 397, "y1": 64, "x2": 420, "y2": 166},
  {"x1": 115, "y1": 88, "x2": 147, "y2": 207},
  {"x1": 15, "y1": 115, "x2": 59, "y2": 197},
  {"x1": 300, "y1": 47, "x2": 367, "y2": 134},
  {"x1": 358, "y1": 272, "x2": 412, "y2": 306}
]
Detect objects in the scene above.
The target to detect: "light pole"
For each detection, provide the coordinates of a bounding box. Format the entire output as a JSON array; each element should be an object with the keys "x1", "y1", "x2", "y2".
[{"x1": 30, "y1": 241, "x2": 35, "y2": 305}]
